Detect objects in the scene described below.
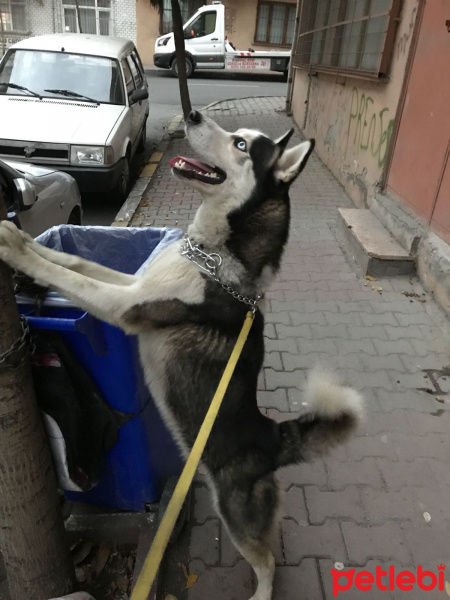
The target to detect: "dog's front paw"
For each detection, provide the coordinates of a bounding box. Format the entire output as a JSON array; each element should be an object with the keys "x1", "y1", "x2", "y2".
[
  {"x1": 19, "y1": 228, "x2": 36, "y2": 246},
  {"x1": 0, "y1": 220, "x2": 28, "y2": 268}
]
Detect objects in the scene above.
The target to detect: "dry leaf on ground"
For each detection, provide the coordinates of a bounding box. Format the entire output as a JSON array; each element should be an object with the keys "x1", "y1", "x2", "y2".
[
  {"x1": 364, "y1": 275, "x2": 376, "y2": 281},
  {"x1": 186, "y1": 574, "x2": 198, "y2": 589},
  {"x1": 96, "y1": 540, "x2": 113, "y2": 575},
  {"x1": 181, "y1": 564, "x2": 199, "y2": 589}
]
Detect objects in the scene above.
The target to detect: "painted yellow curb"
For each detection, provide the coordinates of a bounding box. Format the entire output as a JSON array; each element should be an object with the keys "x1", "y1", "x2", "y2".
[
  {"x1": 148, "y1": 151, "x2": 164, "y2": 163},
  {"x1": 138, "y1": 114, "x2": 182, "y2": 180},
  {"x1": 141, "y1": 163, "x2": 158, "y2": 177}
]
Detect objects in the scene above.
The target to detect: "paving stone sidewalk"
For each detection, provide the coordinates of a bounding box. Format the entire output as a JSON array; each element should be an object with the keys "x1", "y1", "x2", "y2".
[{"x1": 131, "y1": 97, "x2": 450, "y2": 600}]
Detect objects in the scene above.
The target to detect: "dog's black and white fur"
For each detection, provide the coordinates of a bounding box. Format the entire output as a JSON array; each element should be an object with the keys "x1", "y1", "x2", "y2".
[{"x1": 0, "y1": 112, "x2": 363, "y2": 600}]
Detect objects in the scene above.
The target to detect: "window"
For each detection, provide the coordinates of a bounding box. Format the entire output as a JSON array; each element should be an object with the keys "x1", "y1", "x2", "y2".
[
  {"x1": 130, "y1": 51, "x2": 146, "y2": 86},
  {"x1": 0, "y1": 0, "x2": 26, "y2": 32},
  {"x1": 0, "y1": 50, "x2": 125, "y2": 104},
  {"x1": 294, "y1": 0, "x2": 400, "y2": 77},
  {"x1": 185, "y1": 11, "x2": 217, "y2": 38},
  {"x1": 161, "y1": 0, "x2": 203, "y2": 35},
  {"x1": 121, "y1": 58, "x2": 135, "y2": 94},
  {"x1": 255, "y1": 2, "x2": 296, "y2": 46},
  {"x1": 127, "y1": 53, "x2": 144, "y2": 89},
  {"x1": 62, "y1": 0, "x2": 111, "y2": 36}
]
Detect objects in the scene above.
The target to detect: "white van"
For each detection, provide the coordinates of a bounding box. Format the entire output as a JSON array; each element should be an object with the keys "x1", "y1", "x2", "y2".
[
  {"x1": 154, "y1": 2, "x2": 290, "y2": 78},
  {"x1": 0, "y1": 34, "x2": 149, "y2": 202}
]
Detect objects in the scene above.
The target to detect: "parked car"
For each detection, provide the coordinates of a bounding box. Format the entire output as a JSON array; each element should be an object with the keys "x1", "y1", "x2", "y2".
[
  {"x1": 0, "y1": 158, "x2": 82, "y2": 237},
  {"x1": 0, "y1": 34, "x2": 149, "y2": 203}
]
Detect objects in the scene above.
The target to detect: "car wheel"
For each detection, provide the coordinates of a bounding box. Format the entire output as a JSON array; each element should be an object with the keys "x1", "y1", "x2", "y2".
[
  {"x1": 111, "y1": 155, "x2": 130, "y2": 205},
  {"x1": 67, "y1": 208, "x2": 81, "y2": 225},
  {"x1": 138, "y1": 121, "x2": 147, "y2": 152},
  {"x1": 171, "y1": 57, "x2": 193, "y2": 78}
]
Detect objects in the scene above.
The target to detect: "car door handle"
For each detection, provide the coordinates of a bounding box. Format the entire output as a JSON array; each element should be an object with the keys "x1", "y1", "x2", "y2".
[{"x1": 211, "y1": 38, "x2": 219, "y2": 41}]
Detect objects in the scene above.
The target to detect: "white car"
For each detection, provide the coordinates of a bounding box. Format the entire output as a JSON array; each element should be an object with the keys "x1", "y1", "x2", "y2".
[
  {"x1": 0, "y1": 34, "x2": 149, "y2": 203},
  {"x1": 0, "y1": 158, "x2": 82, "y2": 237}
]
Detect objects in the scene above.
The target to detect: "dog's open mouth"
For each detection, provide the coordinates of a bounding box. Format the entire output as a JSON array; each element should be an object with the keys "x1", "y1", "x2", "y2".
[{"x1": 170, "y1": 156, "x2": 226, "y2": 185}]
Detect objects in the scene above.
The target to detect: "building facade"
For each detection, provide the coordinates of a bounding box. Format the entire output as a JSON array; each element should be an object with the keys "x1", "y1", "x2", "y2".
[
  {"x1": 288, "y1": 0, "x2": 450, "y2": 312},
  {"x1": 0, "y1": 0, "x2": 137, "y2": 55},
  {"x1": 1, "y1": 0, "x2": 296, "y2": 66}
]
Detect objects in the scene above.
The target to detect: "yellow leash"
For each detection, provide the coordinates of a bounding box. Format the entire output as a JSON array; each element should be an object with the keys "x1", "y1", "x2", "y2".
[{"x1": 130, "y1": 310, "x2": 255, "y2": 600}]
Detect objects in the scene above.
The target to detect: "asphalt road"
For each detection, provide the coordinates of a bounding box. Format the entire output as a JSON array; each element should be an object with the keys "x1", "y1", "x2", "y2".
[{"x1": 82, "y1": 69, "x2": 287, "y2": 226}]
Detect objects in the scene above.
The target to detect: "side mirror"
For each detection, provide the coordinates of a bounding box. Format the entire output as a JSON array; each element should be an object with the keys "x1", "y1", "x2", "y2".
[
  {"x1": 184, "y1": 29, "x2": 194, "y2": 39},
  {"x1": 13, "y1": 178, "x2": 37, "y2": 211},
  {"x1": 129, "y1": 88, "x2": 149, "y2": 104}
]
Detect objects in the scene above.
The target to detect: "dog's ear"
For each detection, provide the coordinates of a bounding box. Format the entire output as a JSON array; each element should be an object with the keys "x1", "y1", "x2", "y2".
[
  {"x1": 275, "y1": 128, "x2": 294, "y2": 152},
  {"x1": 275, "y1": 139, "x2": 315, "y2": 184}
]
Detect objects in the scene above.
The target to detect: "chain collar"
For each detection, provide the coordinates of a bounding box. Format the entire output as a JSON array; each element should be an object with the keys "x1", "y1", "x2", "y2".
[{"x1": 180, "y1": 235, "x2": 262, "y2": 312}]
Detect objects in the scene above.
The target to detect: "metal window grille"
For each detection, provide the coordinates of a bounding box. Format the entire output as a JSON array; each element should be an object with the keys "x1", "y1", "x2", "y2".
[
  {"x1": 0, "y1": 0, "x2": 26, "y2": 32},
  {"x1": 255, "y1": 1, "x2": 297, "y2": 46},
  {"x1": 62, "y1": 0, "x2": 111, "y2": 36},
  {"x1": 293, "y1": 0, "x2": 401, "y2": 77}
]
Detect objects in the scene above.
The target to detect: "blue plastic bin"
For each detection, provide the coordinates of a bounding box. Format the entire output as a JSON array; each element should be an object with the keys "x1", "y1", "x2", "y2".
[{"x1": 17, "y1": 225, "x2": 184, "y2": 512}]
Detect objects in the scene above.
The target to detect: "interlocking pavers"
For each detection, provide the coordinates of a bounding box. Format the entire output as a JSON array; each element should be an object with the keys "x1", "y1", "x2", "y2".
[{"x1": 128, "y1": 97, "x2": 450, "y2": 599}]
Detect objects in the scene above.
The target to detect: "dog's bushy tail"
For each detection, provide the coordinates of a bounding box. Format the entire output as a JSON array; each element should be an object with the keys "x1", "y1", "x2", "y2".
[{"x1": 276, "y1": 370, "x2": 363, "y2": 468}]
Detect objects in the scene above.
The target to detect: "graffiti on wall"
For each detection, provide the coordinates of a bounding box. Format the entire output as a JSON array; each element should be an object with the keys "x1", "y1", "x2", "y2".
[
  {"x1": 396, "y1": 4, "x2": 418, "y2": 58},
  {"x1": 347, "y1": 87, "x2": 394, "y2": 168}
]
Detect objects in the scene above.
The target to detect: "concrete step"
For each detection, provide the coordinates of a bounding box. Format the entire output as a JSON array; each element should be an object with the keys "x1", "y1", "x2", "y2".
[{"x1": 338, "y1": 208, "x2": 415, "y2": 277}]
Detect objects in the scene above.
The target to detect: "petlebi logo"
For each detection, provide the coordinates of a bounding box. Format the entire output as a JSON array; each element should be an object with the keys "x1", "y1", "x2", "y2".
[{"x1": 331, "y1": 564, "x2": 447, "y2": 596}]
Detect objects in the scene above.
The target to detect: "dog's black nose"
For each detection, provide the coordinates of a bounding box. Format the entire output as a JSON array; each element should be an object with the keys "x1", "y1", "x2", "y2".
[{"x1": 189, "y1": 110, "x2": 202, "y2": 124}]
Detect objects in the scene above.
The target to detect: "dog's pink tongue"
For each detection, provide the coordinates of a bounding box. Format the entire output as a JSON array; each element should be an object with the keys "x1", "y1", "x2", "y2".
[{"x1": 170, "y1": 156, "x2": 215, "y2": 174}]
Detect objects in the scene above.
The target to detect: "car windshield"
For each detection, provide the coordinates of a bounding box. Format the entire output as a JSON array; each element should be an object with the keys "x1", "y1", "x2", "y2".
[{"x1": 0, "y1": 50, "x2": 125, "y2": 105}]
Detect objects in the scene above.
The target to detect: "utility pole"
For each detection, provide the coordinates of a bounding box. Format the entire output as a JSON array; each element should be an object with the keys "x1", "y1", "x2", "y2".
[
  {"x1": 0, "y1": 191, "x2": 74, "y2": 600},
  {"x1": 150, "y1": 0, "x2": 192, "y2": 119},
  {"x1": 171, "y1": 0, "x2": 192, "y2": 119}
]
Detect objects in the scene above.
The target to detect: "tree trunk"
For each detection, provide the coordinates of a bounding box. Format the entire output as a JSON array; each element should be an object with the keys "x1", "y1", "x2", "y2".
[
  {"x1": 0, "y1": 194, "x2": 74, "y2": 600},
  {"x1": 74, "y1": 0, "x2": 83, "y2": 33},
  {"x1": 171, "y1": 0, "x2": 192, "y2": 120}
]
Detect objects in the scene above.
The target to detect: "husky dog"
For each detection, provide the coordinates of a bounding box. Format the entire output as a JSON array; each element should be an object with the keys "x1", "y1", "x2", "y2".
[{"x1": 0, "y1": 112, "x2": 362, "y2": 600}]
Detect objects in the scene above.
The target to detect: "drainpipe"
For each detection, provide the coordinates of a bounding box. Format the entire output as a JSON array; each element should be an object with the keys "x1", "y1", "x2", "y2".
[
  {"x1": 285, "y1": 0, "x2": 304, "y2": 115},
  {"x1": 0, "y1": 9, "x2": 5, "y2": 58},
  {"x1": 379, "y1": 0, "x2": 425, "y2": 191},
  {"x1": 74, "y1": 0, "x2": 83, "y2": 33}
]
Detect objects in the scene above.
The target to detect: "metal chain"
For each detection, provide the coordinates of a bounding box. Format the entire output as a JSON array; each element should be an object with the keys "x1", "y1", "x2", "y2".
[
  {"x1": 180, "y1": 235, "x2": 262, "y2": 312},
  {"x1": 214, "y1": 279, "x2": 262, "y2": 310},
  {"x1": 0, "y1": 315, "x2": 35, "y2": 371}
]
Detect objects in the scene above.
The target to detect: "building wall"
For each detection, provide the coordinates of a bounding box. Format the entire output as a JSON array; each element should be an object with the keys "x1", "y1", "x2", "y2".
[
  {"x1": 27, "y1": 0, "x2": 59, "y2": 36},
  {"x1": 136, "y1": 0, "x2": 161, "y2": 66},
  {"x1": 113, "y1": 0, "x2": 137, "y2": 41},
  {"x1": 1, "y1": 1, "x2": 136, "y2": 56},
  {"x1": 290, "y1": 0, "x2": 420, "y2": 208},
  {"x1": 222, "y1": 0, "x2": 295, "y2": 52},
  {"x1": 136, "y1": 0, "x2": 296, "y2": 67}
]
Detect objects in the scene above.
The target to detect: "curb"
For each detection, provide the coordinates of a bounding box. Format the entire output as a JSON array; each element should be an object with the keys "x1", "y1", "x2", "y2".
[
  {"x1": 201, "y1": 95, "x2": 284, "y2": 111},
  {"x1": 111, "y1": 114, "x2": 184, "y2": 227}
]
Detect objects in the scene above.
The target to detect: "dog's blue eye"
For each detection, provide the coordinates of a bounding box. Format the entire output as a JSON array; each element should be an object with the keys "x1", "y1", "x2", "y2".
[{"x1": 236, "y1": 140, "x2": 246, "y2": 151}]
